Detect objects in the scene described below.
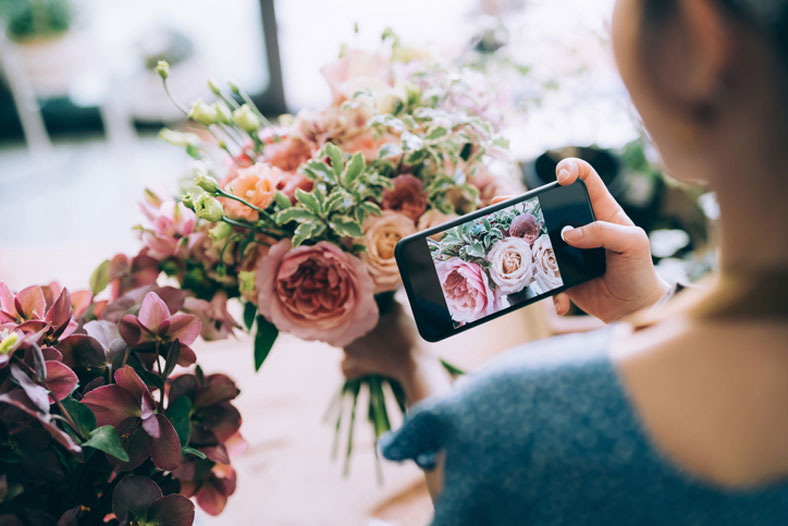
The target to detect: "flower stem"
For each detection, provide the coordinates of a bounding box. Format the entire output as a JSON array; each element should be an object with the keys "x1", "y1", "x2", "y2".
[
  {"x1": 216, "y1": 189, "x2": 284, "y2": 231},
  {"x1": 221, "y1": 216, "x2": 286, "y2": 239},
  {"x1": 161, "y1": 78, "x2": 189, "y2": 116}
]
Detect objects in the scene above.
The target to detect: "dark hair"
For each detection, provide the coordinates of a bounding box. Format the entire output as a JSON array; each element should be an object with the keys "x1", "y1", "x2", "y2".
[{"x1": 644, "y1": 0, "x2": 788, "y2": 68}]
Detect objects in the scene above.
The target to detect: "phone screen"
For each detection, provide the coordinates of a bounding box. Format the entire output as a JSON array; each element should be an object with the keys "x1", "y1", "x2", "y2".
[
  {"x1": 396, "y1": 181, "x2": 605, "y2": 342},
  {"x1": 429, "y1": 193, "x2": 563, "y2": 328}
]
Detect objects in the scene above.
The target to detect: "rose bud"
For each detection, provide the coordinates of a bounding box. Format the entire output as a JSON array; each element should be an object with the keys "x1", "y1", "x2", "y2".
[
  {"x1": 189, "y1": 99, "x2": 219, "y2": 126},
  {"x1": 509, "y1": 213, "x2": 542, "y2": 245},
  {"x1": 233, "y1": 104, "x2": 262, "y2": 133},
  {"x1": 195, "y1": 194, "x2": 225, "y2": 222},
  {"x1": 195, "y1": 172, "x2": 221, "y2": 194}
]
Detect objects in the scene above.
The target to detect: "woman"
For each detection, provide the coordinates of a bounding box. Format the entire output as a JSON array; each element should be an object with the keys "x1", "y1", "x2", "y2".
[{"x1": 343, "y1": 0, "x2": 788, "y2": 523}]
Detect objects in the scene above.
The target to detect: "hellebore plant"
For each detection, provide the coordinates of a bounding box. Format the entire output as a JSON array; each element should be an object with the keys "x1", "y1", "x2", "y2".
[{"x1": 0, "y1": 272, "x2": 245, "y2": 525}]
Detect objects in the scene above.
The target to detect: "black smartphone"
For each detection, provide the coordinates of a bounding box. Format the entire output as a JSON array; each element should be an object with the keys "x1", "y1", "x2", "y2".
[{"x1": 395, "y1": 180, "x2": 605, "y2": 342}]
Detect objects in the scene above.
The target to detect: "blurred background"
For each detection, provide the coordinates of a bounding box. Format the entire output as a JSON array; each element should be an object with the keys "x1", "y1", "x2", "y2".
[{"x1": 0, "y1": 0, "x2": 719, "y2": 524}]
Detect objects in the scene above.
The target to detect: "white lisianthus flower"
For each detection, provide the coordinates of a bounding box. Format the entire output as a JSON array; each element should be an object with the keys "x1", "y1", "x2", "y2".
[{"x1": 486, "y1": 237, "x2": 534, "y2": 295}]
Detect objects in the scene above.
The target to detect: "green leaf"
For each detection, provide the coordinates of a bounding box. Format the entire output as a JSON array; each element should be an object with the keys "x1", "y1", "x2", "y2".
[
  {"x1": 295, "y1": 189, "x2": 321, "y2": 216},
  {"x1": 329, "y1": 215, "x2": 364, "y2": 238},
  {"x1": 292, "y1": 221, "x2": 326, "y2": 247},
  {"x1": 61, "y1": 397, "x2": 96, "y2": 437},
  {"x1": 89, "y1": 259, "x2": 111, "y2": 295},
  {"x1": 326, "y1": 190, "x2": 352, "y2": 213},
  {"x1": 342, "y1": 153, "x2": 365, "y2": 186},
  {"x1": 325, "y1": 143, "x2": 345, "y2": 177},
  {"x1": 273, "y1": 191, "x2": 292, "y2": 209},
  {"x1": 183, "y1": 446, "x2": 207, "y2": 460},
  {"x1": 166, "y1": 396, "x2": 193, "y2": 448},
  {"x1": 275, "y1": 207, "x2": 319, "y2": 225},
  {"x1": 243, "y1": 302, "x2": 257, "y2": 331},
  {"x1": 254, "y1": 315, "x2": 278, "y2": 371},
  {"x1": 358, "y1": 201, "x2": 382, "y2": 217},
  {"x1": 83, "y1": 425, "x2": 129, "y2": 462},
  {"x1": 427, "y1": 127, "x2": 448, "y2": 140}
]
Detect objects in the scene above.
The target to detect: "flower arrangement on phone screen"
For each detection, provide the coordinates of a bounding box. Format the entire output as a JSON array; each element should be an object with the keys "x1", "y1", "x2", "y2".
[{"x1": 429, "y1": 197, "x2": 564, "y2": 326}]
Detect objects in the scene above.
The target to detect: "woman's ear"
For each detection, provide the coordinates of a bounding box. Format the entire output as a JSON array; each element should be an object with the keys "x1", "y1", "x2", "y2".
[{"x1": 673, "y1": 0, "x2": 732, "y2": 108}]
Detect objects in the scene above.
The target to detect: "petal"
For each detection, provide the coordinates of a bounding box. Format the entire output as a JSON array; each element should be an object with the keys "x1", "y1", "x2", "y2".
[
  {"x1": 45, "y1": 287, "x2": 73, "y2": 337},
  {"x1": 175, "y1": 344, "x2": 197, "y2": 367},
  {"x1": 148, "y1": 414, "x2": 182, "y2": 471},
  {"x1": 14, "y1": 286, "x2": 46, "y2": 320},
  {"x1": 0, "y1": 282, "x2": 19, "y2": 319},
  {"x1": 194, "y1": 467, "x2": 236, "y2": 516},
  {"x1": 118, "y1": 315, "x2": 142, "y2": 346},
  {"x1": 194, "y1": 375, "x2": 240, "y2": 408},
  {"x1": 45, "y1": 361, "x2": 78, "y2": 401},
  {"x1": 138, "y1": 292, "x2": 171, "y2": 332},
  {"x1": 0, "y1": 390, "x2": 82, "y2": 454},
  {"x1": 146, "y1": 494, "x2": 195, "y2": 526},
  {"x1": 167, "y1": 374, "x2": 198, "y2": 403},
  {"x1": 142, "y1": 412, "x2": 161, "y2": 438},
  {"x1": 81, "y1": 385, "x2": 141, "y2": 427},
  {"x1": 199, "y1": 402, "x2": 241, "y2": 443},
  {"x1": 114, "y1": 366, "x2": 151, "y2": 403},
  {"x1": 166, "y1": 314, "x2": 201, "y2": 346},
  {"x1": 10, "y1": 364, "x2": 49, "y2": 412},
  {"x1": 112, "y1": 474, "x2": 162, "y2": 522},
  {"x1": 200, "y1": 444, "x2": 230, "y2": 464},
  {"x1": 70, "y1": 290, "x2": 93, "y2": 319},
  {"x1": 56, "y1": 335, "x2": 108, "y2": 370},
  {"x1": 151, "y1": 286, "x2": 187, "y2": 314}
]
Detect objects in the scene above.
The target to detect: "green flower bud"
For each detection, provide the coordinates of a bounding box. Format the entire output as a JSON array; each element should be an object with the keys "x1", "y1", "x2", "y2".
[
  {"x1": 155, "y1": 60, "x2": 170, "y2": 80},
  {"x1": 194, "y1": 172, "x2": 221, "y2": 194},
  {"x1": 207, "y1": 79, "x2": 221, "y2": 95},
  {"x1": 238, "y1": 270, "x2": 256, "y2": 297},
  {"x1": 158, "y1": 128, "x2": 200, "y2": 148},
  {"x1": 188, "y1": 98, "x2": 218, "y2": 126},
  {"x1": 209, "y1": 222, "x2": 233, "y2": 242},
  {"x1": 195, "y1": 194, "x2": 224, "y2": 222},
  {"x1": 0, "y1": 330, "x2": 18, "y2": 355},
  {"x1": 180, "y1": 193, "x2": 196, "y2": 210},
  {"x1": 232, "y1": 104, "x2": 262, "y2": 133},
  {"x1": 214, "y1": 101, "x2": 233, "y2": 125}
]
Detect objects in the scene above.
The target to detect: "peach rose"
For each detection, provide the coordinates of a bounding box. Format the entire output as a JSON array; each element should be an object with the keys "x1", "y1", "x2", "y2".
[
  {"x1": 435, "y1": 257, "x2": 497, "y2": 324},
  {"x1": 220, "y1": 163, "x2": 283, "y2": 221},
  {"x1": 531, "y1": 234, "x2": 563, "y2": 294},
  {"x1": 360, "y1": 211, "x2": 416, "y2": 293},
  {"x1": 417, "y1": 209, "x2": 459, "y2": 232},
  {"x1": 381, "y1": 174, "x2": 428, "y2": 222},
  {"x1": 256, "y1": 240, "x2": 379, "y2": 347},
  {"x1": 486, "y1": 237, "x2": 534, "y2": 295},
  {"x1": 294, "y1": 105, "x2": 370, "y2": 147},
  {"x1": 262, "y1": 134, "x2": 315, "y2": 172}
]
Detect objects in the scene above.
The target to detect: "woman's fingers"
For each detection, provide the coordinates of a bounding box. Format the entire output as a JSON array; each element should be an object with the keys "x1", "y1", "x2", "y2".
[
  {"x1": 552, "y1": 293, "x2": 571, "y2": 316},
  {"x1": 490, "y1": 195, "x2": 515, "y2": 205},
  {"x1": 561, "y1": 221, "x2": 650, "y2": 255},
  {"x1": 555, "y1": 158, "x2": 634, "y2": 226}
]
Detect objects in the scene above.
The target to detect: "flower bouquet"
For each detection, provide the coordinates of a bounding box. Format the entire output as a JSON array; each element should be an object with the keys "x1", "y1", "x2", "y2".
[
  {"x1": 140, "y1": 32, "x2": 517, "y2": 474},
  {"x1": 0, "y1": 261, "x2": 245, "y2": 524}
]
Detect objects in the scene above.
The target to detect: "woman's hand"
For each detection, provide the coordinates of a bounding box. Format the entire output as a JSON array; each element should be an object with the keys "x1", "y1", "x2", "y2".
[
  {"x1": 342, "y1": 301, "x2": 451, "y2": 405},
  {"x1": 553, "y1": 158, "x2": 670, "y2": 321},
  {"x1": 495, "y1": 158, "x2": 670, "y2": 322}
]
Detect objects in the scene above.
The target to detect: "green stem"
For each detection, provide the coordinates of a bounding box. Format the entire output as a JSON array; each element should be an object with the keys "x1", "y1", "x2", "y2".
[
  {"x1": 343, "y1": 380, "x2": 361, "y2": 476},
  {"x1": 221, "y1": 216, "x2": 286, "y2": 239},
  {"x1": 216, "y1": 189, "x2": 283, "y2": 230},
  {"x1": 161, "y1": 79, "x2": 189, "y2": 116}
]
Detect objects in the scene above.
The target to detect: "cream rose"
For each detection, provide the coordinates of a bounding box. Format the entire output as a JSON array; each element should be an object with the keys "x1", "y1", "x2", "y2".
[
  {"x1": 417, "y1": 209, "x2": 459, "y2": 232},
  {"x1": 360, "y1": 211, "x2": 416, "y2": 293},
  {"x1": 486, "y1": 237, "x2": 534, "y2": 295},
  {"x1": 532, "y1": 234, "x2": 564, "y2": 294}
]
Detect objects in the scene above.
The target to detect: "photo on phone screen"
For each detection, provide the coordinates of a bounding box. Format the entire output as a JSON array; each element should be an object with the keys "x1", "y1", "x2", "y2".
[
  {"x1": 396, "y1": 181, "x2": 605, "y2": 342},
  {"x1": 428, "y1": 195, "x2": 563, "y2": 328}
]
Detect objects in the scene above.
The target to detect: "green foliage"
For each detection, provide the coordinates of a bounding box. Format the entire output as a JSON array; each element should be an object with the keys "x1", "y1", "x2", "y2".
[
  {"x1": 253, "y1": 315, "x2": 278, "y2": 371},
  {"x1": 0, "y1": 0, "x2": 74, "y2": 42},
  {"x1": 83, "y1": 426, "x2": 129, "y2": 462},
  {"x1": 273, "y1": 146, "x2": 391, "y2": 247},
  {"x1": 89, "y1": 259, "x2": 110, "y2": 295}
]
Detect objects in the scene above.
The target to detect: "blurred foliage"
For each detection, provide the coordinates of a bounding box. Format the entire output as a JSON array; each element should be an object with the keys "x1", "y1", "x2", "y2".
[{"x1": 0, "y1": 0, "x2": 74, "y2": 42}]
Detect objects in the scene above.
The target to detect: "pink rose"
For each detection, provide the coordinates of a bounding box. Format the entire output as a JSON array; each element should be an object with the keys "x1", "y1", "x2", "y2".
[
  {"x1": 381, "y1": 174, "x2": 428, "y2": 222},
  {"x1": 294, "y1": 105, "x2": 371, "y2": 148},
  {"x1": 435, "y1": 258, "x2": 497, "y2": 324},
  {"x1": 486, "y1": 237, "x2": 534, "y2": 294},
  {"x1": 509, "y1": 213, "x2": 542, "y2": 245},
  {"x1": 531, "y1": 234, "x2": 563, "y2": 294},
  {"x1": 256, "y1": 240, "x2": 379, "y2": 347},
  {"x1": 320, "y1": 49, "x2": 392, "y2": 105}
]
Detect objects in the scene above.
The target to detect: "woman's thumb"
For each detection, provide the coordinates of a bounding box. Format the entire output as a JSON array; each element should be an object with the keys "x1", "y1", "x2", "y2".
[{"x1": 561, "y1": 221, "x2": 649, "y2": 254}]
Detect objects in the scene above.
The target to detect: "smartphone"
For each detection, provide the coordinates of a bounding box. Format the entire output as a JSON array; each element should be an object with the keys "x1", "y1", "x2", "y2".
[{"x1": 395, "y1": 180, "x2": 605, "y2": 342}]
